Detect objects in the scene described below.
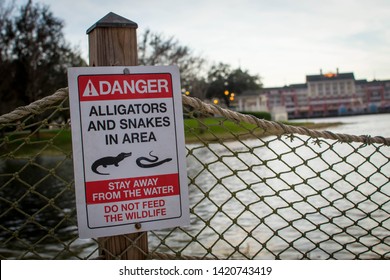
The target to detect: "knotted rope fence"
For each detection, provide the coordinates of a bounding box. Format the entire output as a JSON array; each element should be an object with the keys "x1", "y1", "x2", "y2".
[
  {"x1": 1, "y1": 88, "x2": 389, "y2": 145},
  {"x1": 1, "y1": 88, "x2": 389, "y2": 259}
]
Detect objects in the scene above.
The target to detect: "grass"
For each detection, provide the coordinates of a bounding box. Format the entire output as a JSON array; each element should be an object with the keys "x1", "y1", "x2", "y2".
[
  {"x1": 0, "y1": 117, "x2": 341, "y2": 156},
  {"x1": 0, "y1": 129, "x2": 73, "y2": 157},
  {"x1": 184, "y1": 117, "x2": 341, "y2": 143}
]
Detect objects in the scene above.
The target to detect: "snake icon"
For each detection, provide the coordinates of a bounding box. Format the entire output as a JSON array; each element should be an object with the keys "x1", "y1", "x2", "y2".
[{"x1": 136, "y1": 151, "x2": 172, "y2": 168}]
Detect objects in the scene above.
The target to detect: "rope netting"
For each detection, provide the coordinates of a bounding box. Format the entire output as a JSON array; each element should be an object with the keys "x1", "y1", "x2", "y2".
[{"x1": 1, "y1": 88, "x2": 389, "y2": 259}]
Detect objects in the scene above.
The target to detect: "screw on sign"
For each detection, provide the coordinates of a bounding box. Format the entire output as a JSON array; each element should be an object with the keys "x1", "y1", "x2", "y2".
[{"x1": 68, "y1": 65, "x2": 189, "y2": 238}]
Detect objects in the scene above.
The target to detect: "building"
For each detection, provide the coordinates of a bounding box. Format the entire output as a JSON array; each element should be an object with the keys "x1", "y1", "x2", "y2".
[{"x1": 237, "y1": 69, "x2": 390, "y2": 119}]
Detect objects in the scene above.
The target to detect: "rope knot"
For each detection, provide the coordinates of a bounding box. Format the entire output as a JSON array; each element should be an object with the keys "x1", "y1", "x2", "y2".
[{"x1": 361, "y1": 134, "x2": 373, "y2": 146}]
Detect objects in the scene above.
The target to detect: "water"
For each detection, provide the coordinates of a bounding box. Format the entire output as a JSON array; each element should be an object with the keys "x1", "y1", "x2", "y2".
[
  {"x1": 0, "y1": 156, "x2": 97, "y2": 259},
  {"x1": 155, "y1": 113, "x2": 390, "y2": 259},
  {"x1": 1, "y1": 113, "x2": 389, "y2": 259},
  {"x1": 293, "y1": 113, "x2": 390, "y2": 137}
]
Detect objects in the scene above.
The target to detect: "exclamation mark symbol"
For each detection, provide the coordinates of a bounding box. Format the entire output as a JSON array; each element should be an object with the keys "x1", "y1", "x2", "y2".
[{"x1": 82, "y1": 80, "x2": 99, "y2": 97}]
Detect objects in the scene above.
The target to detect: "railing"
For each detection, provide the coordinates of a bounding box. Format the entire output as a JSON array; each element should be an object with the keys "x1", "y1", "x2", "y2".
[{"x1": 1, "y1": 88, "x2": 389, "y2": 259}]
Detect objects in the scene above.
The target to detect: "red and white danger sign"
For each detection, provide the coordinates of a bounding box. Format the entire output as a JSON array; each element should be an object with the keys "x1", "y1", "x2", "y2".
[{"x1": 68, "y1": 66, "x2": 189, "y2": 238}]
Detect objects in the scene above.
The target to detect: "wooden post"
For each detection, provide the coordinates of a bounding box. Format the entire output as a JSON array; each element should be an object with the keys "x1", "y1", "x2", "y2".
[{"x1": 87, "y1": 12, "x2": 148, "y2": 260}]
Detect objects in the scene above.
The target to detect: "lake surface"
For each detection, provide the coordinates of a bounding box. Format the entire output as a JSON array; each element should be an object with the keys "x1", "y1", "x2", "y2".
[
  {"x1": 1, "y1": 113, "x2": 389, "y2": 259},
  {"x1": 293, "y1": 113, "x2": 390, "y2": 137}
]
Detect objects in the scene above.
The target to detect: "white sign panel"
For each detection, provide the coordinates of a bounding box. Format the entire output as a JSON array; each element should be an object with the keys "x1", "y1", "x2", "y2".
[{"x1": 68, "y1": 66, "x2": 189, "y2": 238}]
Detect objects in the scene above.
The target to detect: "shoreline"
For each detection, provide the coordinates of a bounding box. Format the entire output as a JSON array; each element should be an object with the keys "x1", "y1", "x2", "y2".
[
  {"x1": 184, "y1": 120, "x2": 342, "y2": 144},
  {"x1": 0, "y1": 121, "x2": 342, "y2": 155}
]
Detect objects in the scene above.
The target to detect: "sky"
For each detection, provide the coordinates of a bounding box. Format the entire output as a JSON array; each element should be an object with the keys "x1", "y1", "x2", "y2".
[{"x1": 28, "y1": 0, "x2": 390, "y2": 87}]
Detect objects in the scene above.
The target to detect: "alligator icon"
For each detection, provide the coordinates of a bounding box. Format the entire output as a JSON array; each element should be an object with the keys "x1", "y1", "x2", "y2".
[
  {"x1": 136, "y1": 151, "x2": 172, "y2": 168},
  {"x1": 91, "y1": 152, "x2": 132, "y2": 175}
]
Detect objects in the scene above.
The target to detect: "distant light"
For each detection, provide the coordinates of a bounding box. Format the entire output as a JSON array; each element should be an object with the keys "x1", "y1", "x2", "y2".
[
  {"x1": 213, "y1": 99, "x2": 219, "y2": 105},
  {"x1": 185, "y1": 91, "x2": 190, "y2": 96},
  {"x1": 224, "y1": 90, "x2": 229, "y2": 95},
  {"x1": 324, "y1": 72, "x2": 336, "y2": 78},
  {"x1": 229, "y1": 96, "x2": 234, "y2": 101}
]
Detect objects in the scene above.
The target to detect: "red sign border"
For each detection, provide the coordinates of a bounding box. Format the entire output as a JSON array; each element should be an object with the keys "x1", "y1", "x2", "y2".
[{"x1": 77, "y1": 73, "x2": 174, "y2": 101}]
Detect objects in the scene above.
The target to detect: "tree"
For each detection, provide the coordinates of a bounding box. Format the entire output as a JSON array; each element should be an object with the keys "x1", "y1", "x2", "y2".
[
  {"x1": 138, "y1": 29, "x2": 207, "y2": 99},
  {"x1": 137, "y1": 29, "x2": 263, "y2": 104},
  {"x1": 206, "y1": 63, "x2": 262, "y2": 107},
  {"x1": 0, "y1": 0, "x2": 86, "y2": 115},
  {"x1": 206, "y1": 62, "x2": 231, "y2": 103}
]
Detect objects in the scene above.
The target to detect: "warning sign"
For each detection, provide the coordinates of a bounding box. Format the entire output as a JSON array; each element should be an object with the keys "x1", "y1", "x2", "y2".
[{"x1": 67, "y1": 66, "x2": 189, "y2": 238}]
